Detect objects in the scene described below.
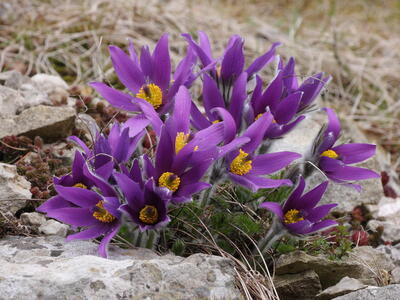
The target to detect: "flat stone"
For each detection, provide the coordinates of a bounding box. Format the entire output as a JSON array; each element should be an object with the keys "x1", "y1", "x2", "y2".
[
  {"x1": 31, "y1": 73, "x2": 69, "y2": 93},
  {"x1": 0, "y1": 163, "x2": 31, "y2": 215},
  {"x1": 38, "y1": 220, "x2": 69, "y2": 237},
  {"x1": 391, "y1": 267, "x2": 400, "y2": 283},
  {"x1": 0, "y1": 105, "x2": 76, "y2": 140},
  {"x1": 20, "y1": 212, "x2": 47, "y2": 226},
  {"x1": 0, "y1": 236, "x2": 240, "y2": 299},
  {"x1": 0, "y1": 85, "x2": 25, "y2": 116},
  {"x1": 315, "y1": 277, "x2": 367, "y2": 300},
  {"x1": 275, "y1": 247, "x2": 394, "y2": 288},
  {"x1": 274, "y1": 269, "x2": 322, "y2": 300},
  {"x1": 332, "y1": 284, "x2": 400, "y2": 300},
  {"x1": 376, "y1": 245, "x2": 400, "y2": 266},
  {"x1": 368, "y1": 220, "x2": 400, "y2": 243}
]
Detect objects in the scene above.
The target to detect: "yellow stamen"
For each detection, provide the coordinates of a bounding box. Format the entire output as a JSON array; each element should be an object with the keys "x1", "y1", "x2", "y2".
[
  {"x1": 230, "y1": 149, "x2": 252, "y2": 175},
  {"x1": 136, "y1": 83, "x2": 163, "y2": 109},
  {"x1": 73, "y1": 183, "x2": 87, "y2": 189},
  {"x1": 255, "y1": 113, "x2": 276, "y2": 123},
  {"x1": 175, "y1": 132, "x2": 198, "y2": 154},
  {"x1": 320, "y1": 149, "x2": 339, "y2": 159},
  {"x1": 212, "y1": 120, "x2": 220, "y2": 124},
  {"x1": 255, "y1": 113, "x2": 263, "y2": 121},
  {"x1": 284, "y1": 209, "x2": 304, "y2": 224},
  {"x1": 175, "y1": 132, "x2": 190, "y2": 154},
  {"x1": 139, "y1": 205, "x2": 159, "y2": 224},
  {"x1": 158, "y1": 172, "x2": 181, "y2": 192},
  {"x1": 92, "y1": 201, "x2": 115, "y2": 223}
]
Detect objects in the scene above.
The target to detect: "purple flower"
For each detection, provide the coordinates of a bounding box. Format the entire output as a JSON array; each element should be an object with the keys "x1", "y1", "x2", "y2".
[
  {"x1": 224, "y1": 112, "x2": 301, "y2": 192},
  {"x1": 278, "y1": 57, "x2": 331, "y2": 111},
  {"x1": 183, "y1": 31, "x2": 279, "y2": 82},
  {"x1": 39, "y1": 178, "x2": 121, "y2": 258},
  {"x1": 90, "y1": 34, "x2": 196, "y2": 115},
  {"x1": 247, "y1": 72, "x2": 305, "y2": 138},
  {"x1": 260, "y1": 177, "x2": 337, "y2": 235},
  {"x1": 311, "y1": 108, "x2": 379, "y2": 188},
  {"x1": 135, "y1": 85, "x2": 226, "y2": 203},
  {"x1": 69, "y1": 121, "x2": 145, "y2": 179},
  {"x1": 115, "y1": 174, "x2": 170, "y2": 231}
]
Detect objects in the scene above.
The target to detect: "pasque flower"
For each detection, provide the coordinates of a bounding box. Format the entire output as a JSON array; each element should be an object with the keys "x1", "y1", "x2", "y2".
[
  {"x1": 90, "y1": 34, "x2": 196, "y2": 115},
  {"x1": 39, "y1": 174, "x2": 121, "y2": 258},
  {"x1": 309, "y1": 108, "x2": 379, "y2": 188},
  {"x1": 115, "y1": 174, "x2": 171, "y2": 231},
  {"x1": 260, "y1": 177, "x2": 337, "y2": 235},
  {"x1": 225, "y1": 112, "x2": 301, "y2": 191},
  {"x1": 69, "y1": 121, "x2": 145, "y2": 179},
  {"x1": 137, "y1": 85, "x2": 226, "y2": 203}
]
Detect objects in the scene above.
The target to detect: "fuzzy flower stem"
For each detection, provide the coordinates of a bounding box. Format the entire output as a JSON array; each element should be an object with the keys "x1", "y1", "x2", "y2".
[{"x1": 256, "y1": 218, "x2": 287, "y2": 254}]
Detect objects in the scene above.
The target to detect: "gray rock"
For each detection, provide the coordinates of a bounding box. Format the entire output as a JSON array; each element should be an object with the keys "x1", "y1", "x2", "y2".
[
  {"x1": 31, "y1": 73, "x2": 69, "y2": 93},
  {"x1": 274, "y1": 269, "x2": 322, "y2": 300},
  {"x1": 0, "y1": 163, "x2": 31, "y2": 215},
  {"x1": 0, "y1": 70, "x2": 31, "y2": 90},
  {"x1": 332, "y1": 284, "x2": 400, "y2": 300},
  {"x1": 0, "y1": 105, "x2": 76, "y2": 140},
  {"x1": 0, "y1": 236, "x2": 240, "y2": 300},
  {"x1": 391, "y1": 267, "x2": 400, "y2": 284},
  {"x1": 0, "y1": 85, "x2": 25, "y2": 116},
  {"x1": 368, "y1": 220, "x2": 400, "y2": 243},
  {"x1": 315, "y1": 277, "x2": 367, "y2": 300},
  {"x1": 275, "y1": 247, "x2": 394, "y2": 288},
  {"x1": 376, "y1": 245, "x2": 400, "y2": 266},
  {"x1": 38, "y1": 220, "x2": 69, "y2": 237},
  {"x1": 20, "y1": 212, "x2": 46, "y2": 226}
]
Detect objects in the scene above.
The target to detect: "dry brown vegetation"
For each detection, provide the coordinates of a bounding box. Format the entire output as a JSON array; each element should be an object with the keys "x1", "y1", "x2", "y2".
[{"x1": 1, "y1": 0, "x2": 400, "y2": 298}]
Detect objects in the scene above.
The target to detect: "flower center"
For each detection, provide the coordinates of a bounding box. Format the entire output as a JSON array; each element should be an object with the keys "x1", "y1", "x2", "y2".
[
  {"x1": 92, "y1": 201, "x2": 115, "y2": 223},
  {"x1": 175, "y1": 132, "x2": 198, "y2": 154},
  {"x1": 139, "y1": 205, "x2": 159, "y2": 225},
  {"x1": 255, "y1": 113, "x2": 276, "y2": 123},
  {"x1": 136, "y1": 83, "x2": 163, "y2": 109},
  {"x1": 212, "y1": 120, "x2": 220, "y2": 124},
  {"x1": 320, "y1": 149, "x2": 339, "y2": 159},
  {"x1": 284, "y1": 209, "x2": 304, "y2": 224},
  {"x1": 73, "y1": 183, "x2": 87, "y2": 189},
  {"x1": 230, "y1": 149, "x2": 252, "y2": 175},
  {"x1": 158, "y1": 172, "x2": 181, "y2": 192}
]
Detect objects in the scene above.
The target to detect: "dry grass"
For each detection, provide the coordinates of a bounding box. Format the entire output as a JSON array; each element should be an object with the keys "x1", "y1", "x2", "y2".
[{"x1": 1, "y1": 0, "x2": 400, "y2": 298}]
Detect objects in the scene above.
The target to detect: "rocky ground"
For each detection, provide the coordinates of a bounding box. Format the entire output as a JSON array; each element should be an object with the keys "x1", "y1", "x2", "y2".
[{"x1": 1, "y1": 71, "x2": 400, "y2": 300}]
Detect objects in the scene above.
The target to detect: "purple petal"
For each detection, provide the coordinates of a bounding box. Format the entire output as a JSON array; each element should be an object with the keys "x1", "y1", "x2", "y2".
[
  {"x1": 256, "y1": 71, "x2": 283, "y2": 113},
  {"x1": 221, "y1": 37, "x2": 244, "y2": 81},
  {"x1": 306, "y1": 203, "x2": 337, "y2": 222},
  {"x1": 283, "y1": 177, "x2": 306, "y2": 212},
  {"x1": 152, "y1": 33, "x2": 171, "y2": 91},
  {"x1": 47, "y1": 207, "x2": 98, "y2": 227},
  {"x1": 66, "y1": 223, "x2": 109, "y2": 240},
  {"x1": 273, "y1": 92, "x2": 302, "y2": 124},
  {"x1": 170, "y1": 86, "x2": 191, "y2": 133},
  {"x1": 124, "y1": 115, "x2": 151, "y2": 137},
  {"x1": 219, "y1": 136, "x2": 251, "y2": 158},
  {"x1": 265, "y1": 115, "x2": 305, "y2": 139},
  {"x1": 241, "y1": 112, "x2": 273, "y2": 153},
  {"x1": 98, "y1": 223, "x2": 121, "y2": 258},
  {"x1": 182, "y1": 33, "x2": 213, "y2": 68},
  {"x1": 203, "y1": 73, "x2": 225, "y2": 119},
  {"x1": 323, "y1": 107, "x2": 341, "y2": 141},
  {"x1": 108, "y1": 45, "x2": 145, "y2": 92},
  {"x1": 143, "y1": 154, "x2": 156, "y2": 179},
  {"x1": 296, "y1": 181, "x2": 329, "y2": 210},
  {"x1": 282, "y1": 57, "x2": 298, "y2": 91},
  {"x1": 333, "y1": 143, "x2": 376, "y2": 164},
  {"x1": 190, "y1": 100, "x2": 211, "y2": 130},
  {"x1": 327, "y1": 165, "x2": 380, "y2": 181},
  {"x1": 319, "y1": 156, "x2": 344, "y2": 172},
  {"x1": 176, "y1": 182, "x2": 210, "y2": 198},
  {"x1": 246, "y1": 42, "x2": 280, "y2": 78},
  {"x1": 259, "y1": 202, "x2": 284, "y2": 220},
  {"x1": 128, "y1": 41, "x2": 139, "y2": 64},
  {"x1": 90, "y1": 82, "x2": 139, "y2": 112},
  {"x1": 211, "y1": 107, "x2": 237, "y2": 143},
  {"x1": 284, "y1": 219, "x2": 311, "y2": 235},
  {"x1": 305, "y1": 219, "x2": 337, "y2": 234},
  {"x1": 198, "y1": 31, "x2": 213, "y2": 59},
  {"x1": 155, "y1": 126, "x2": 174, "y2": 175},
  {"x1": 55, "y1": 185, "x2": 101, "y2": 207},
  {"x1": 37, "y1": 196, "x2": 73, "y2": 213},
  {"x1": 68, "y1": 136, "x2": 90, "y2": 155},
  {"x1": 228, "y1": 72, "x2": 248, "y2": 128},
  {"x1": 136, "y1": 99, "x2": 163, "y2": 135},
  {"x1": 252, "y1": 151, "x2": 301, "y2": 175},
  {"x1": 140, "y1": 45, "x2": 153, "y2": 79},
  {"x1": 114, "y1": 173, "x2": 143, "y2": 209}
]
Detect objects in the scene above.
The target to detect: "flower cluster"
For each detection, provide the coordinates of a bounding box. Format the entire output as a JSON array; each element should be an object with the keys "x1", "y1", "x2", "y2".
[{"x1": 38, "y1": 32, "x2": 379, "y2": 257}]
